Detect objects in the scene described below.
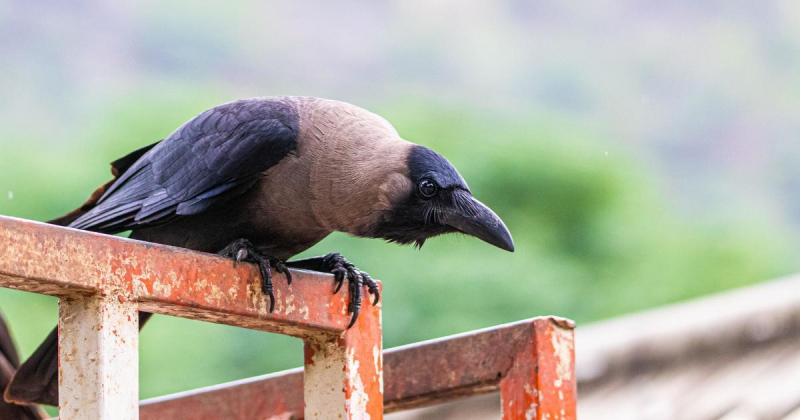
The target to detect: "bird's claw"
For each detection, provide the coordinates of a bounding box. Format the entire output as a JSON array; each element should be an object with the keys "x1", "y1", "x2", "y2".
[
  {"x1": 273, "y1": 260, "x2": 292, "y2": 285},
  {"x1": 219, "y1": 238, "x2": 289, "y2": 313},
  {"x1": 332, "y1": 267, "x2": 347, "y2": 293},
  {"x1": 234, "y1": 248, "x2": 248, "y2": 265},
  {"x1": 363, "y1": 272, "x2": 380, "y2": 306},
  {"x1": 320, "y1": 253, "x2": 379, "y2": 328},
  {"x1": 347, "y1": 271, "x2": 363, "y2": 328},
  {"x1": 256, "y1": 257, "x2": 275, "y2": 313}
]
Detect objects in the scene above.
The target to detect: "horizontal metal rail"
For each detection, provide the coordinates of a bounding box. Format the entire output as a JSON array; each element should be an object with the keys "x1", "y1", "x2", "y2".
[
  {"x1": 0, "y1": 215, "x2": 577, "y2": 419},
  {"x1": 0, "y1": 216, "x2": 383, "y2": 419},
  {"x1": 141, "y1": 317, "x2": 577, "y2": 419}
]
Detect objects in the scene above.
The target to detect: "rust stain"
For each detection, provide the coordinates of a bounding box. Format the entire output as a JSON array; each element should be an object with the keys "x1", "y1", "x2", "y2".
[
  {"x1": 58, "y1": 295, "x2": 139, "y2": 418},
  {"x1": 303, "y1": 283, "x2": 383, "y2": 419},
  {"x1": 0, "y1": 216, "x2": 354, "y2": 336},
  {"x1": 0, "y1": 216, "x2": 389, "y2": 417},
  {"x1": 141, "y1": 370, "x2": 304, "y2": 419},
  {"x1": 140, "y1": 316, "x2": 576, "y2": 419},
  {"x1": 499, "y1": 318, "x2": 577, "y2": 420}
]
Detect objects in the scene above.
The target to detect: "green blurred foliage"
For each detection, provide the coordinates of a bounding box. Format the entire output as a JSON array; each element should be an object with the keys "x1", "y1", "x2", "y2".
[{"x1": 0, "y1": 91, "x2": 796, "y2": 400}]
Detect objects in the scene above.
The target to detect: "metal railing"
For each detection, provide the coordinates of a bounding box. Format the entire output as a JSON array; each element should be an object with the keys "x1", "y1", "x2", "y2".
[
  {"x1": 141, "y1": 317, "x2": 576, "y2": 419},
  {"x1": 0, "y1": 215, "x2": 576, "y2": 419}
]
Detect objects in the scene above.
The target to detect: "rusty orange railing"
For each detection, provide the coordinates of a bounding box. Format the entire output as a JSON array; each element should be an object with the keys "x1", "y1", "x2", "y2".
[
  {"x1": 0, "y1": 215, "x2": 576, "y2": 419},
  {"x1": 141, "y1": 317, "x2": 576, "y2": 419}
]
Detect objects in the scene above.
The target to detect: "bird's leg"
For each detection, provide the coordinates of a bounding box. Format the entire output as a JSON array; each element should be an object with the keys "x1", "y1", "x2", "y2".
[
  {"x1": 218, "y1": 238, "x2": 292, "y2": 312},
  {"x1": 285, "y1": 253, "x2": 379, "y2": 328}
]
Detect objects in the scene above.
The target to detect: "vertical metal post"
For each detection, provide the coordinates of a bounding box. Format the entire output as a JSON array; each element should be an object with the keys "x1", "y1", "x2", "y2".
[
  {"x1": 500, "y1": 318, "x2": 576, "y2": 420},
  {"x1": 58, "y1": 295, "x2": 139, "y2": 420},
  {"x1": 303, "y1": 290, "x2": 383, "y2": 419}
]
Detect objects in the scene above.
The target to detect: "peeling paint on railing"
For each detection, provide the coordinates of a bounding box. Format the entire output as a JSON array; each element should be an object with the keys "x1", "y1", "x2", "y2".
[{"x1": 0, "y1": 215, "x2": 384, "y2": 419}]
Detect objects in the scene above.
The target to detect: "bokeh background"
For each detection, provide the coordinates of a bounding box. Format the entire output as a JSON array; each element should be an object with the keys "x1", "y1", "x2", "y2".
[{"x1": 1, "y1": 0, "x2": 799, "y2": 408}]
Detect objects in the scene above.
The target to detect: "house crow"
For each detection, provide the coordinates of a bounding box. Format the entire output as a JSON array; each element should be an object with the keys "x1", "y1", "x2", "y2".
[{"x1": 4, "y1": 96, "x2": 514, "y2": 407}]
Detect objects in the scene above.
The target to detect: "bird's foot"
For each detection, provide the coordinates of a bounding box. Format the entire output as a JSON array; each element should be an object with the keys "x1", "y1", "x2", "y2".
[
  {"x1": 319, "y1": 253, "x2": 380, "y2": 328},
  {"x1": 284, "y1": 253, "x2": 378, "y2": 328},
  {"x1": 218, "y1": 238, "x2": 291, "y2": 312}
]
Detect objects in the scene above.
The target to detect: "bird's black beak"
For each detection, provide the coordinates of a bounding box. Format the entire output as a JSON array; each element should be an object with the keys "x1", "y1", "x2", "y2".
[{"x1": 442, "y1": 191, "x2": 515, "y2": 252}]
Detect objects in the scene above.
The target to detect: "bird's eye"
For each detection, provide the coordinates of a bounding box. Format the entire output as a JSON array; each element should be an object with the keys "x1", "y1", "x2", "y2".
[{"x1": 418, "y1": 180, "x2": 438, "y2": 198}]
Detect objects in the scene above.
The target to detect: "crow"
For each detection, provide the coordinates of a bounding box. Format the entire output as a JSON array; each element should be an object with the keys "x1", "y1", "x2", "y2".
[{"x1": 4, "y1": 96, "x2": 513, "y2": 407}]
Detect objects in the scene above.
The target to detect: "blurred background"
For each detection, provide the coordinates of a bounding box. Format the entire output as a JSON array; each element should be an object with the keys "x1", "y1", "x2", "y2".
[{"x1": 0, "y1": 1, "x2": 799, "y2": 417}]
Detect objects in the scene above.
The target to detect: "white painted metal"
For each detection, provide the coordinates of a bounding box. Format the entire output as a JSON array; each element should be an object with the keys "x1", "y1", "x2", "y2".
[
  {"x1": 304, "y1": 338, "x2": 350, "y2": 419},
  {"x1": 58, "y1": 295, "x2": 139, "y2": 420}
]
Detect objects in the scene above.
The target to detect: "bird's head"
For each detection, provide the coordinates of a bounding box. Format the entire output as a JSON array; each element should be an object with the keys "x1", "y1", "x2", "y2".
[
  {"x1": 370, "y1": 145, "x2": 515, "y2": 252},
  {"x1": 302, "y1": 98, "x2": 513, "y2": 252}
]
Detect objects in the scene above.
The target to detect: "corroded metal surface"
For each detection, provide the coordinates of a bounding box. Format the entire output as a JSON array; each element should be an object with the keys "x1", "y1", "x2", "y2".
[
  {"x1": 499, "y1": 318, "x2": 576, "y2": 420},
  {"x1": 0, "y1": 215, "x2": 386, "y2": 418},
  {"x1": 59, "y1": 295, "x2": 139, "y2": 420},
  {"x1": 304, "y1": 287, "x2": 383, "y2": 419},
  {"x1": 0, "y1": 216, "x2": 353, "y2": 336},
  {"x1": 140, "y1": 369, "x2": 304, "y2": 419},
  {"x1": 140, "y1": 317, "x2": 577, "y2": 419}
]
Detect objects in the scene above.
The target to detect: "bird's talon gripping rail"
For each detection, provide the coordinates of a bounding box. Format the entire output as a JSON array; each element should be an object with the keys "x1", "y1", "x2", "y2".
[{"x1": 0, "y1": 215, "x2": 576, "y2": 419}]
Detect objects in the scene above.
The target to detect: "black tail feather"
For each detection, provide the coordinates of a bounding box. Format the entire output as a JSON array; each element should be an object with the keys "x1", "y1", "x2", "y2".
[
  {"x1": 3, "y1": 328, "x2": 58, "y2": 407},
  {"x1": 0, "y1": 312, "x2": 47, "y2": 418}
]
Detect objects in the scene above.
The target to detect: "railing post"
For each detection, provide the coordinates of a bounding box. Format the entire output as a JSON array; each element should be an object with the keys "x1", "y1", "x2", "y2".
[
  {"x1": 303, "y1": 287, "x2": 383, "y2": 419},
  {"x1": 58, "y1": 294, "x2": 139, "y2": 420},
  {"x1": 500, "y1": 318, "x2": 576, "y2": 420}
]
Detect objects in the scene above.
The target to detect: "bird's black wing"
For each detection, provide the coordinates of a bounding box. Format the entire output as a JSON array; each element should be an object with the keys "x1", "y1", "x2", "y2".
[{"x1": 70, "y1": 99, "x2": 298, "y2": 233}]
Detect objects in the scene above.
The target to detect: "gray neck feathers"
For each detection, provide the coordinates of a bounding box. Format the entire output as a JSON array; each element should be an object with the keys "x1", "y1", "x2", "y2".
[{"x1": 292, "y1": 97, "x2": 413, "y2": 236}]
